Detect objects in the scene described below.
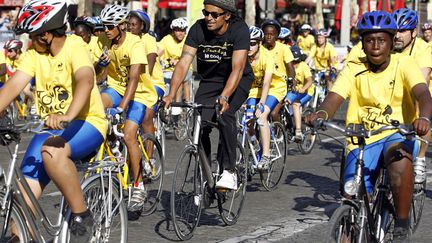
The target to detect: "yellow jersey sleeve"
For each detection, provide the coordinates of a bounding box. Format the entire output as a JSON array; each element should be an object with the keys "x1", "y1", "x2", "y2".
[
  {"x1": 16, "y1": 50, "x2": 36, "y2": 77},
  {"x1": 130, "y1": 39, "x2": 147, "y2": 66},
  {"x1": 283, "y1": 45, "x2": 294, "y2": 64},
  {"x1": 143, "y1": 33, "x2": 158, "y2": 54},
  {"x1": 331, "y1": 62, "x2": 355, "y2": 99}
]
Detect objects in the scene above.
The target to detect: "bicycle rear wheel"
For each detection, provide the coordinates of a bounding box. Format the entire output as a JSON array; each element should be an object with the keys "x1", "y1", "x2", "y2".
[
  {"x1": 0, "y1": 193, "x2": 29, "y2": 242},
  {"x1": 327, "y1": 204, "x2": 361, "y2": 243},
  {"x1": 218, "y1": 142, "x2": 247, "y2": 226},
  {"x1": 410, "y1": 181, "x2": 426, "y2": 233},
  {"x1": 260, "y1": 122, "x2": 287, "y2": 191},
  {"x1": 171, "y1": 145, "x2": 203, "y2": 241},
  {"x1": 82, "y1": 175, "x2": 128, "y2": 242},
  {"x1": 139, "y1": 134, "x2": 164, "y2": 216},
  {"x1": 297, "y1": 109, "x2": 316, "y2": 154}
]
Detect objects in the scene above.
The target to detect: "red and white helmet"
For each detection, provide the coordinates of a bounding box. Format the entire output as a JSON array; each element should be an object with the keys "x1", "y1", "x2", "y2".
[
  {"x1": 15, "y1": 0, "x2": 68, "y2": 35},
  {"x1": 4, "y1": 39, "x2": 23, "y2": 50}
]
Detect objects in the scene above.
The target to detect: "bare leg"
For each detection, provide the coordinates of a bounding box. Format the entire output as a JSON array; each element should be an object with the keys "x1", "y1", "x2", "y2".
[
  {"x1": 123, "y1": 120, "x2": 142, "y2": 183},
  {"x1": 258, "y1": 107, "x2": 271, "y2": 156}
]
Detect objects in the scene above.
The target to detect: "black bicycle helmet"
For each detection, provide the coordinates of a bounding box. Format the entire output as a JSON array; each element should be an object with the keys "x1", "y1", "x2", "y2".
[{"x1": 261, "y1": 19, "x2": 281, "y2": 35}]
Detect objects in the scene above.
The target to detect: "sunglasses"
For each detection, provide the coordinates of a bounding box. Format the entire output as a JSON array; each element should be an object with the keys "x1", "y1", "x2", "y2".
[
  {"x1": 250, "y1": 42, "x2": 258, "y2": 47},
  {"x1": 202, "y1": 9, "x2": 226, "y2": 19},
  {"x1": 7, "y1": 49, "x2": 15, "y2": 53},
  {"x1": 104, "y1": 24, "x2": 116, "y2": 31}
]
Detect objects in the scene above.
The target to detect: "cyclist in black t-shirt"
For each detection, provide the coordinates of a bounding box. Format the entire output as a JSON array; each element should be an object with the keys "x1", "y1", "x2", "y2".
[{"x1": 163, "y1": 0, "x2": 253, "y2": 190}]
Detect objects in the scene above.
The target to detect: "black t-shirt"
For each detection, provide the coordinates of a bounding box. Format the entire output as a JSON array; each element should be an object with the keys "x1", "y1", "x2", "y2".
[{"x1": 185, "y1": 18, "x2": 254, "y2": 89}]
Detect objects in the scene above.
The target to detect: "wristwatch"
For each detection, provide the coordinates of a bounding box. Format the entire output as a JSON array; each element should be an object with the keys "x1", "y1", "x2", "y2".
[{"x1": 217, "y1": 95, "x2": 229, "y2": 103}]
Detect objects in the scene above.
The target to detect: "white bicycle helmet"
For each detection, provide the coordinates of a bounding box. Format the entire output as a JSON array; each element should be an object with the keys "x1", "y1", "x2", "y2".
[
  {"x1": 249, "y1": 26, "x2": 263, "y2": 41},
  {"x1": 300, "y1": 24, "x2": 312, "y2": 31},
  {"x1": 15, "y1": 0, "x2": 68, "y2": 35},
  {"x1": 100, "y1": 5, "x2": 130, "y2": 25},
  {"x1": 170, "y1": 17, "x2": 188, "y2": 30}
]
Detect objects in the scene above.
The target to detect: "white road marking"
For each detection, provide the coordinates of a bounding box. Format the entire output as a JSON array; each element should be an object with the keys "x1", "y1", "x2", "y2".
[
  {"x1": 321, "y1": 136, "x2": 345, "y2": 143},
  {"x1": 165, "y1": 171, "x2": 174, "y2": 175}
]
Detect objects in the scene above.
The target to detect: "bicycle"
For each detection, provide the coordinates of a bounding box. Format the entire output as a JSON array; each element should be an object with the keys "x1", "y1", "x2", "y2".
[
  {"x1": 308, "y1": 68, "x2": 336, "y2": 111},
  {"x1": 170, "y1": 102, "x2": 248, "y2": 241},
  {"x1": 320, "y1": 120, "x2": 427, "y2": 242},
  {"x1": 93, "y1": 112, "x2": 164, "y2": 217},
  {"x1": 0, "y1": 118, "x2": 127, "y2": 242},
  {"x1": 280, "y1": 101, "x2": 316, "y2": 154},
  {"x1": 238, "y1": 106, "x2": 287, "y2": 191}
]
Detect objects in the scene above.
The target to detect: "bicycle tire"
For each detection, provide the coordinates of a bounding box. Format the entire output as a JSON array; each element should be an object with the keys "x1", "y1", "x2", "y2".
[
  {"x1": 260, "y1": 122, "x2": 287, "y2": 191},
  {"x1": 81, "y1": 175, "x2": 128, "y2": 243},
  {"x1": 171, "y1": 145, "x2": 203, "y2": 241},
  {"x1": 410, "y1": 181, "x2": 426, "y2": 233},
  {"x1": 139, "y1": 134, "x2": 164, "y2": 216},
  {"x1": 297, "y1": 109, "x2": 316, "y2": 154},
  {"x1": 0, "y1": 192, "x2": 29, "y2": 242},
  {"x1": 174, "y1": 109, "x2": 189, "y2": 141},
  {"x1": 218, "y1": 142, "x2": 247, "y2": 226},
  {"x1": 327, "y1": 204, "x2": 361, "y2": 243}
]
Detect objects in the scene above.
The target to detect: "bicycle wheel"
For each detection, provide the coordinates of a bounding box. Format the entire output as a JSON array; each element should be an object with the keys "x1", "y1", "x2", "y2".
[
  {"x1": 410, "y1": 181, "x2": 426, "y2": 233},
  {"x1": 174, "y1": 109, "x2": 189, "y2": 141},
  {"x1": 155, "y1": 116, "x2": 166, "y2": 157},
  {"x1": 260, "y1": 122, "x2": 287, "y2": 191},
  {"x1": 171, "y1": 145, "x2": 203, "y2": 241},
  {"x1": 139, "y1": 134, "x2": 164, "y2": 215},
  {"x1": 218, "y1": 142, "x2": 247, "y2": 226},
  {"x1": 0, "y1": 193, "x2": 29, "y2": 242},
  {"x1": 327, "y1": 204, "x2": 362, "y2": 243},
  {"x1": 82, "y1": 175, "x2": 128, "y2": 243},
  {"x1": 298, "y1": 109, "x2": 317, "y2": 154}
]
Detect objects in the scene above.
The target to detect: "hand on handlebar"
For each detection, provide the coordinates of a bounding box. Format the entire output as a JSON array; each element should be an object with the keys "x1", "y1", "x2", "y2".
[
  {"x1": 45, "y1": 114, "x2": 71, "y2": 130},
  {"x1": 217, "y1": 97, "x2": 229, "y2": 115},
  {"x1": 413, "y1": 117, "x2": 431, "y2": 136},
  {"x1": 162, "y1": 95, "x2": 174, "y2": 109}
]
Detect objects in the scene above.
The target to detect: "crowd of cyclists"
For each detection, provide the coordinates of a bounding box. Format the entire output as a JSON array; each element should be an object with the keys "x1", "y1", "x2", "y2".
[{"x1": 0, "y1": 0, "x2": 431, "y2": 241}]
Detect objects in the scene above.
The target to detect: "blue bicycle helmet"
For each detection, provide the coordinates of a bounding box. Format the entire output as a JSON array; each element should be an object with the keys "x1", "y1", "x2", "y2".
[
  {"x1": 357, "y1": 11, "x2": 397, "y2": 36},
  {"x1": 290, "y1": 45, "x2": 306, "y2": 61},
  {"x1": 392, "y1": 8, "x2": 418, "y2": 30},
  {"x1": 249, "y1": 26, "x2": 264, "y2": 41},
  {"x1": 90, "y1": 16, "x2": 104, "y2": 31},
  {"x1": 261, "y1": 19, "x2": 281, "y2": 35},
  {"x1": 278, "y1": 27, "x2": 291, "y2": 39},
  {"x1": 129, "y1": 10, "x2": 151, "y2": 33}
]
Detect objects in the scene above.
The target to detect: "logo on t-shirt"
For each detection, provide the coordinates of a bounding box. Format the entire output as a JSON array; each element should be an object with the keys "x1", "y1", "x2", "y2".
[
  {"x1": 198, "y1": 42, "x2": 233, "y2": 63},
  {"x1": 37, "y1": 85, "x2": 70, "y2": 115}
]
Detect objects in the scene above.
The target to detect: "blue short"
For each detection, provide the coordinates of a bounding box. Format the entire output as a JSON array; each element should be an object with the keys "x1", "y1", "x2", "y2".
[
  {"x1": 344, "y1": 132, "x2": 419, "y2": 193},
  {"x1": 0, "y1": 82, "x2": 3, "y2": 89},
  {"x1": 21, "y1": 120, "x2": 104, "y2": 185},
  {"x1": 318, "y1": 70, "x2": 336, "y2": 80},
  {"x1": 245, "y1": 96, "x2": 279, "y2": 119},
  {"x1": 153, "y1": 86, "x2": 165, "y2": 112},
  {"x1": 101, "y1": 87, "x2": 147, "y2": 125},
  {"x1": 285, "y1": 92, "x2": 312, "y2": 106}
]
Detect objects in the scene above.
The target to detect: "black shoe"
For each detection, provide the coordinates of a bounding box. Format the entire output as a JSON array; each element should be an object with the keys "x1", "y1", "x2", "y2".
[
  {"x1": 69, "y1": 212, "x2": 94, "y2": 243},
  {"x1": 393, "y1": 226, "x2": 410, "y2": 243}
]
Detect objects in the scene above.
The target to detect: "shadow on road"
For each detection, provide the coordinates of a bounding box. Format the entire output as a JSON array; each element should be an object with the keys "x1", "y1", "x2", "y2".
[{"x1": 285, "y1": 171, "x2": 340, "y2": 217}]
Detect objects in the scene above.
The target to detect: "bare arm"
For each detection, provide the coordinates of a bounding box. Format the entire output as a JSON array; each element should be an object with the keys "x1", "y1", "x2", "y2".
[
  {"x1": 65, "y1": 66, "x2": 94, "y2": 119},
  {"x1": 119, "y1": 64, "x2": 142, "y2": 110},
  {"x1": 301, "y1": 76, "x2": 313, "y2": 92},
  {"x1": 258, "y1": 71, "x2": 272, "y2": 105},
  {"x1": 412, "y1": 83, "x2": 432, "y2": 136},
  {"x1": 0, "y1": 71, "x2": 32, "y2": 112},
  {"x1": 166, "y1": 45, "x2": 196, "y2": 98},
  {"x1": 157, "y1": 48, "x2": 165, "y2": 58},
  {"x1": 304, "y1": 91, "x2": 345, "y2": 126},
  {"x1": 420, "y1": 67, "x2": 431, "y2": 86},
  {"x1": 0, "y1": 63, "x2": 6, "y2": 77},
  {"x1": 147, "y1": 53, "x2": 157, "y2": 76},
  {"x1": 220, "y1": 49, "x2": 248, "y2": 98}
]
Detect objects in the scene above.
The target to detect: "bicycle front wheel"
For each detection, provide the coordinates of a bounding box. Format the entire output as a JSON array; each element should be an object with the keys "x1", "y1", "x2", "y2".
[
  {"x1": 260, "y1": 122, "x2": 287, "y2": 191},
  {"x1": 298, "y1": 109, "x2": 317, "y2": 154},
  {"x1": 0, "y1": 193, "x2": 29, "y2": 242},
  {"x1": 139, "y1": 134, "x2": 164, "y2": 215},
  {"x1": 171, "y1": 145, "x2": 203, "y2": 241},
  {"x1": 327, "y1": 204, "x2": 367, "y2": 243},
  {"x1": 218, "y1": 142, "x2": 247, "y2": 226},
  {"x1": 410, "y1": 181, "x2": 426, "y2": 233},
  {"x1": 82, "y1": 175, "x2": 128, "y2": 242}
]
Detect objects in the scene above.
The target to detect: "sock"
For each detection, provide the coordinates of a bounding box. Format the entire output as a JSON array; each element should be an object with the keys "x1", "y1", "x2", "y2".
[
  {"x1": 134, "y1": 181, "x2": 144, "y2": 189},
  {"x1": 416, "y1": 156, "x2": 426, "y2": 162},
  {"x1": 72, "y1": 209, "x2": 90, "y2": 218}
]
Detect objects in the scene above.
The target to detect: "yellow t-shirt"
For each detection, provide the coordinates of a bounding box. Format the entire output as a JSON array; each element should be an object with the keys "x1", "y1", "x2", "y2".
[
  {"x1": 5, "y1": 56, "x2": 21, "y2": 79},
  {"x1": 88, "y1": 35, "x2": 99, "y2": 63},
  {"x1": 401, "y1": 38, "x2": 432, "y2": 70},
  {"x1": 158, "y1": 34, "x2": 185, "y2": 72},
  {"x1": 309, "y1": 43, "x2": 337, "y2": 70},
  {"x1": 0, "y1": 52, "x2": 5, "y2": 83},
  {"x1": 142, "y1": 33, "x2": 165, "y2": 91},
  {"x1": 297, "y1": 35, "x2": 315, "y2": 55},
  {"x1": 17, "y1": 36, "x2": 107, "y2": 137},
  {"x1": 294, "y1": 61, "x2": 314, "y2": 96},
  {"x1": 94, "y1": 32, "x2": 157, "y2": 108},
  {"x1": 248, "y1": 47, "x2": 274, "y2": 99},
  {"x1": 345, "y1": 42, "x2": 365, "y2": 64},
  {"x1": 263, "y1": 42, "x2": 292, "y2": 101},
  {"x1": 332, "y1": 53, "x2": 425, "y2": 150}
]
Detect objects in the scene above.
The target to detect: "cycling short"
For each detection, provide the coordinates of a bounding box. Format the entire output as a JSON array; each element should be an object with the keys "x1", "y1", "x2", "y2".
[
  {"x1": 285, "y1": 92, "x2": 312, "y2": 106},
  {"x1": 318, "y1": 70, "x2": 336, "y2": 80},
  {"x1": 152, "y1": 86, "x2": 165, "y2": 112},
  {"x1": 245, "y1": 96, "x2": 279, "y2": 118},
  {"x1": 344, "y1": 132, "x2": 419, "y2": 194},
  {"x1": 101, "y1": 87, "x2": 147, "y2": 125},
  {"x1": 0, "y1": 82, "x2": 3, "y2": 89},
  {"x1": 21, "y1": 120, "x2": 104, "y2": 185},
  {"x1": 163, "y1": 70, "x2": 193, "y2": 84}
]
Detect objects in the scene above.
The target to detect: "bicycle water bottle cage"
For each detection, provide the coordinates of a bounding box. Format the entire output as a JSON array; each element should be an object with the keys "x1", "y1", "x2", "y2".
[{"x1": 345, "y1": 123, "x2": 367, "y2": 145}]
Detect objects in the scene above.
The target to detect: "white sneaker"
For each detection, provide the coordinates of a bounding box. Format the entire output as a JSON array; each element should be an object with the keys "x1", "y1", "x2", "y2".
[
  {"x1": 215, "y1": 170, "x2": 238, "y2": 190},
  {"x1": 413, "y1": 157, "x2": 426, "y2": 183}
]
